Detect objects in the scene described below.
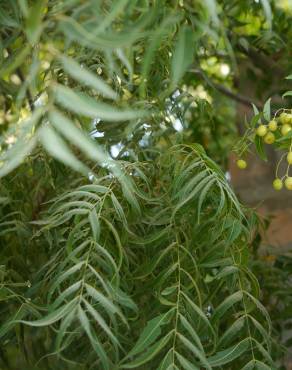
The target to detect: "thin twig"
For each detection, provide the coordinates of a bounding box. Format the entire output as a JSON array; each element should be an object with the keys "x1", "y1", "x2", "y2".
[{"x1": 190, "y1": 67, "x2": 262, "y2": 109}]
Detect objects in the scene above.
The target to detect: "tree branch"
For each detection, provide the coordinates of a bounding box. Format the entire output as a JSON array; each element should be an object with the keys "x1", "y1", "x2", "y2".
[{"x1": 190, "y1": 68, "x2": 262, "y2": 109}]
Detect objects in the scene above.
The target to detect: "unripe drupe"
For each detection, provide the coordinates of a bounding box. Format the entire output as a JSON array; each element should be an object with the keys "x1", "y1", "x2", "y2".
[
  {"x1": 268, "y1": 120, "x2": 277, "y2": 131},
  {"x1": 256, "y1": 125, "x2": 267, "y2": 137},
  {"x1": 281, "y1": 124, "x2": 291, "y2": 136},
  {"x1": 280, "y1": 112, "x2": 289, "y2": 125},
  {"x1": 287, "y1": 152, "x2": 292, "y2": 165},
  {"x1": 236, "y1": 159, "x2": 247, "y2": 169},
  {"x1": 264, "y1": 132, "x2": 275, "y2": 144},
  {"x1": 273, "y1": 178, "x2": 283, "y2": 191},
  {"x1": 285, "y1": 177, "x2": 292, "y2": 190}
]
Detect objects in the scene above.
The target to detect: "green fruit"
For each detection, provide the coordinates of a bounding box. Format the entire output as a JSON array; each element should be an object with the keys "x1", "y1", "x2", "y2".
[
  {"x1": 281, "y1": 124, "x2": 291, "y2": 136},
  {"x1": 279, "y1": 112, "x2": 289, "y2": 124},
  {"x1": 268, "y1": 120, "x2": 278, "y2": 131},
  {"x1": 256, "y1": 125, "x2": 267, "y2": 137},
  {"x1": 273, "y1": 178, "x2": 283, "y2": 191},
  {"x1": 264, "y1": 132, "x2": 275, "y2": 144},
  {"x1": 287, "y1": 152, "x2": 292, "y2": 165},
  {"x1": 236, "y1": 159, "x2": 247, "y2": 169},
  {"x1": 285, "y1": 177, "x2": 292, "y2": 190},
  {"x1": 287, "y1": 114, "x2": 292, "y2": 125}
]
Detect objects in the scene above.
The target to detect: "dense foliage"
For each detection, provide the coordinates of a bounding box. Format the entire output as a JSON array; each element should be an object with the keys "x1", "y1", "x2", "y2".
[{"x1": 0, "y1": 1, "x2": 292, "y2": 369}]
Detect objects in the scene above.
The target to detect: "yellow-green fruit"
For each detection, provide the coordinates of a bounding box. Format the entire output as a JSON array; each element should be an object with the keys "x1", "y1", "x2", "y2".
[
  {"x1": 279, "y1": 112, "x2": 289, "y2": 124},
  {"x1": 236, "y1": 159, "x2": 247, "y2": 169},
  {"x1": 268, "y1": 120, "x2": 278, "y2": 131},
  {"x1": 256, "y1": 125, "x2": 267, "y2": 137},
  {"x1": 281, "y1": 124, "x2": 291, "y2": 136},
  {"x1": 287, "y1": 152, "x2": 292, "y2": 165},
  {"x1": 264, "y1": 132, "x2": 275, "y2": 144},
  {"x1": 287, "y1": 114, "x2": 292, "y2": 124},
  {"x1": 285, "y1": 177, "x2": 292, "y2": 190},
  {"x1": 273, "y1": 178, "x2": 283, "y2": 191}
]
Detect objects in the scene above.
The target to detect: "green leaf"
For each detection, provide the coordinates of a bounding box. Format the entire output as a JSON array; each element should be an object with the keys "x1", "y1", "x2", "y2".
[
  {"x1": 215, "y1": 266, "x2": 239, "y2": 280},
  {"x1": 175, "y1": 169, "x2": 209, "y2": 198},
  {"x1": 182, "y1": 292, "x2": 216, "y2": 341},
  {"x1": 0, "y1": 135, "x2": 37, "y2": 178},
  {"x1": 249, "y1": 316, "x2": 270, "y2": 349},
  {"x1": 49, "y1": 110, "x2": 111, "y2": 165},
  {"x1": 208, "y1": 338, "x2": 250, "y2": 367},
  {"x1": 26, "y1": 0, "x2": 45, "y2": 44},
  {"x1": 161, "y1": 285, "x2": 177, "y2": 296},
  {"x1": 107, "y1": 285, "x2": 137, "y2": 312},
  {"x1": 55, "y1": 309, "x2": 76, "y2": 351},
  {"x1": 111, "y1": 193, "x2": 127, "y2": 225},
  {"x1": 59, "y1": 55, "x2": 118, "y2": 100},
  {"x1": 52, "y1": 281, "x2": 82, "y2": 309},
  {"x1": 116, "y1": 48, "x2": 133, "y2": 81},
  {"x1": 217, "y1": 317, "x2": 245, "y2": 348},
  {"x1": 254, "y1": 360, "x2": 272, "y2": 370},
  {"x1": 78, "y1": 305, "x2": 109, "y2": 370},
  {"x1": 0, "y1": 8, "x2": 20, "y2": 28},
  {"x1": 0, "y1": 108, "x2": 42, "y2": 177},
  {"x1": 253, "y1": 340, "x2": 273, "y2": 366},
  {"x1": 125, "y1": 309, "x2": 175, "y2": 359},
  {"x1": 212, "y1": 291, "x2": 243, "y2": 322},
  {"x1": 39, "y1": 125, "x2": 89, "y2": 174},
  {"x1": 175, "y1": 352, "x2": 200, "y2": 370},
  {"x1": 204, "y1": 0, "x2": 220, "y2": 27},
  {"x1": 157, "y1": 350, "x2": 173, "y2": 370},
  {"x1": 17, "y1": 0, "x2": 29, "y2": 17},
  {"x1": 179, "y1": 314, "x2": 204, "y2": 352},
  {"x1": 16, "y1": 299, "x2": 77, "y2": 327},
  {"x1": 244, "y1": 292, "x2": 272, "y2": 332},
  {"x1": 250, "y1": 113, "x2": 262, "y2": 128},
  {"x1": 101, "y1": 218, "x2": 124, "y2": 270},
  {"x1": 177, "y1": 333, "x2": 211, "y2": 370},
  {"x1": 0, "y1": 45, "x2": 31, "y2": 77},
  {"x1": 53, "y1": 84, "x2": 146, "y2": 121},
  {"x1": 173, "y1": 173, "x2": 215, "y2": 215},
  {"x1": 171, "y1": 26, "x2": 194, "y2": 86},
  {"x1": 283, "y1": 91, "x2": 292, "y2": 98},
  {"x1": 197, "y1": 177, "x2": 216, "y2": 223},
  {"x1": 254, "y1": 135, "x2": 267, "y2": 162},
  {"x1": 82, "y1": 298, "x2": 119, "y2": 346},
  {"x1": 48, "y1": 262, "x2": 85, "y2": 300},
  {"x1": 56, "y1": 200, "x2": 93, "y2": 212},
  {"x1": 252, "y1": 103, "x2": 260, "y2": 116},
  {"x1": 85, "y1": 284, "x2": 124, "y2": 320},
  {"x1": 241, "y1": 360, "x2": 255, "y2": 370},
  {"x1": 121, "y1": 332, "x2": 173, "y2": 368},
  {"x1": 139, "y1": 14, "x2": 180, "y2": 97},
  {"x1": 262, "y1": 98, "x2": 271, "y2": 121},
  {"x1": 88, "y1": 208, "x2": 100, "y2": 241},
  {"x1": 94, "y1": 0, "x2": 130, "y2": 34},
  {"x1": 79, "y1": 184, "x2": 109, "y2": 194},
  {"x1": 276, "y1": 128, "x2": 292, "y2": 142},
  {"x1": 260, "y1": 0, "x2": 272, "y2": 28}
]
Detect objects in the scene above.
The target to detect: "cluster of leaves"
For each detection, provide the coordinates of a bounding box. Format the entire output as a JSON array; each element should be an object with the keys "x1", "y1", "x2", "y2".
[
  {"x1": 1, "y1": 144, "x2": 273, "y2": 369},
  {"x1": 249, "y1": 223, "x2": 292, "y2": 370}
]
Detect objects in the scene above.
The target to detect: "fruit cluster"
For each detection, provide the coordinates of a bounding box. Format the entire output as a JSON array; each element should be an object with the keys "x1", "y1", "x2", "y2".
[
  {"x1": 255, "y1": 112, "x2": 292, "y2": 144},
  {"x1": 236, "y1": 110, "x2": 292, "y2": 191}
]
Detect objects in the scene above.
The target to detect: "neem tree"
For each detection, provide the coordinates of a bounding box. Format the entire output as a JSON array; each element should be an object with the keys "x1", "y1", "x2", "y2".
[{"x1": 0, "y1": 1, "x2": 292, "y2": 369}]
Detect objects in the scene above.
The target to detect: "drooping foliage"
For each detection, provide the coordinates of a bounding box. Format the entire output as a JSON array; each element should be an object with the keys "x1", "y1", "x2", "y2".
[
  {"x1": 1, "y1": 143, "x2": 273, "y2": 369},
  {"x1": 1, "y1": 0, "x2": 292, "y2": 369}
]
